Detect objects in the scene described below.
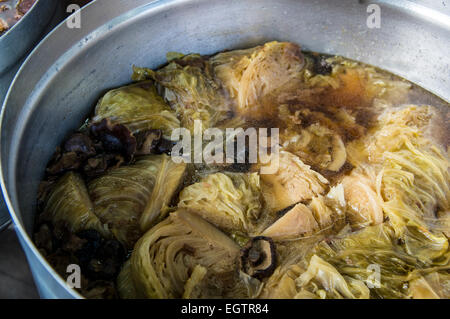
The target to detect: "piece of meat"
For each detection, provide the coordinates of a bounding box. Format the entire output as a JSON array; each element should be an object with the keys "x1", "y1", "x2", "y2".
[
  {"x1": 257, "y1": 151, "x2": 328, "y2": 212},
  {"x1": 262, "y1": 203, "x2": 319, "y2": 240}
]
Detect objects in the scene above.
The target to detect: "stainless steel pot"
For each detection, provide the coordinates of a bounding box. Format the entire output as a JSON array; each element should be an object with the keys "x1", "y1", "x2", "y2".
[{"x1": 0, "y1": 0, "x2": 449, "y2": 299}]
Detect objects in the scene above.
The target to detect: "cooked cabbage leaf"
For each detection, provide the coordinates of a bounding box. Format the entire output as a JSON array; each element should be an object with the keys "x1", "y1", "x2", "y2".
[
  {"x1": 117, "y1": 260, "x2": 138, "y2": 299},
  {"x1": 308, "y1": 224, "x2": 449, "y2": 299},
  {"x1": 211, "y1": 41, "x2": 305, "y2": 118},
  {"x1": 263, "y1": 224, "x2": 449, "y2": 299},
  {"x1": 178, "y1": 172, "x2": 263, "y2": 233},
  {"x1": 118, "y1": 210, "x2": 249, "y2": 298},
  {"x1": 280, "y1": 123, "x2": 347, "y2": 172},
  {"x1": 134, "y1": 54, "x2": 231, "y2": 132},
  {"x1": 262, "y1": 255, "x2": 369, "y2": 299},
  {"x1": 41, "y1": 172, "x2": 110, "y2": 237},
  {"x1": 347, "y1": 105, "x2": 449, "y2": 239},
  {"x1": 93, "y1": 81, "x2": 180, "y2": 137},
  {"x1": 88, "y1": 154, "x2": 186, "y2": 248},
  {"x1": 295, "y1": 255, "x2": 370, "y2": 299},
  {"x1": 310, "y1": 184, "x2": 346, "y2": 232}
]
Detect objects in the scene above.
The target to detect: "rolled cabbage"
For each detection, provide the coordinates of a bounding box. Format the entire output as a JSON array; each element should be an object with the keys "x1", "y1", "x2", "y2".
[
  {"x1": 93, "y1": 81, "x2": 180, "y2": 137},
  {"x1": 134, "y1": 54, "x2": 231, "y2": 132},
  {"x1": 118, "y1": 210, "x2": 246, "y2": 298},
  {"x1": 211, "y1": 41, "x2": 305, "y2": 118},
  {"x1": 41, "y1": 172, "x2": 110, "y2": 237},
  {"x1": 178, "y1": 172, "x2": 263, "y2": 233},
  {"x1": 88, "y1": 154, "x2": 186, "y2": 248}
]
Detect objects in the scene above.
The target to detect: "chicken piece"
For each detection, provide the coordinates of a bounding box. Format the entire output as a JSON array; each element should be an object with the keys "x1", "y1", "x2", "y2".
[
  {"x1": 261, "y1": 183, "x2": 346, "y2": 240},
  {"x1": 342, "y1": 171, "x2": 383, "y2": 228},
  {"x1": 262, "y1": 203, "x2": 319, "y2": 240},
  {"x1": 257, "y1": 151, "x2": 328, "y2": 212}
]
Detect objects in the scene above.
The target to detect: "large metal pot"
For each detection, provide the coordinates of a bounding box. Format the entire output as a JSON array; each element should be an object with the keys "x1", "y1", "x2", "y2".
[{"x1": 0, "y1": 0, "x2": 449, "y2": 298}]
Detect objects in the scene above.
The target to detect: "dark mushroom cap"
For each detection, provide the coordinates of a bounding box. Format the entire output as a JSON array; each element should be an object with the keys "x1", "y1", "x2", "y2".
[
  {"x1": 241, "y1": 236, "x2": 276, "y2": 279},
  {"x1": 90, "y1": 118, "x2": 136, "y2": 160}
]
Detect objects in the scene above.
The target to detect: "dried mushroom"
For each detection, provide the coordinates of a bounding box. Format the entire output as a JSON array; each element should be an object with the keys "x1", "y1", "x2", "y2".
[{"x1": 241, "y1": 236, "x2": 277, "y2": 279}]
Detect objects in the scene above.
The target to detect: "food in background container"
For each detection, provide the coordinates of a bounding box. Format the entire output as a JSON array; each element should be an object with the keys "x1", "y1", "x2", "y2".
[{"x1": 0, "y1": 0, "x2": 36, "y2": 35}]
